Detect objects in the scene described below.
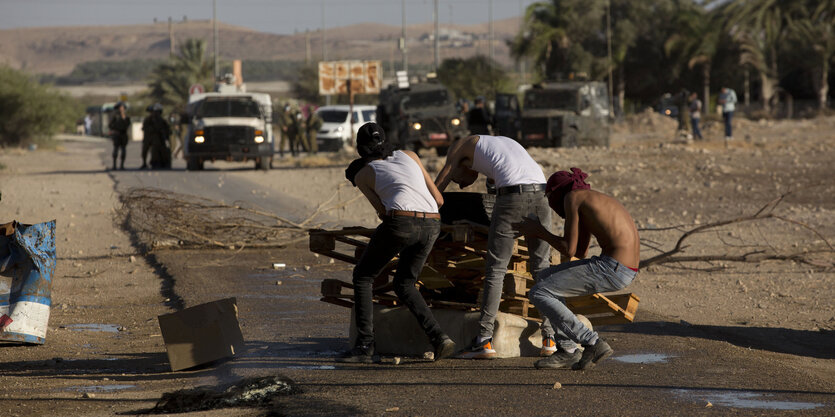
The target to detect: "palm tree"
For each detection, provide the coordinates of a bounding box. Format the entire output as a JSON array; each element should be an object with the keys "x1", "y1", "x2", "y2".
[
  {"x1": 665, "y1": 4, "x2": 721, "y2": 113},
  {"x1": 148, "y1": 39, "x2": 214, "y2": 109},
  {"x1": 723, "y1": 0, "x2": 799, "y2": 114},
  {"x1": 509, "y1": 0, "x2": 606, "y2": 82},
  {"x1": 788, "y1": 0, "x2": 835, "y2": 112}
]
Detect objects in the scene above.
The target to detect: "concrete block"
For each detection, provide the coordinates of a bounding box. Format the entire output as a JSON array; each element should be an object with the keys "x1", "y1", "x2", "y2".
[{"x1": 349, "y1": 306, "x2": 591, "y2": 358}]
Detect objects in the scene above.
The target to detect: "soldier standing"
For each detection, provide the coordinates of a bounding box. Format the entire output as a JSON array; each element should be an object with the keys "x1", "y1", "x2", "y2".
[
  {"x1": 142, "y1": 103, "x2": 172, "y2": 169},
  {"x1": 304, "y1": 105, "x2": 322, "y2": 155},
  {"x1": 278, "y1": 104, "x2": 298, "y2": 157},
  {"x1": 108, "y1": 102, "x2": 131, "y2": 170}
]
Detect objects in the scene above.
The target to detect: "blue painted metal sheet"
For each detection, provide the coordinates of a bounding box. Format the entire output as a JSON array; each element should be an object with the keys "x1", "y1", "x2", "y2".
[{"x1": 0, "y1": 220, "x2": 56, "y2": 344}]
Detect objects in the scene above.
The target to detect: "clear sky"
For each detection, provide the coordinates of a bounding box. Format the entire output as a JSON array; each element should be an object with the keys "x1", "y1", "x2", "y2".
[{"x1": 0, "y1": 0, "x2": 533, "y2": 34}]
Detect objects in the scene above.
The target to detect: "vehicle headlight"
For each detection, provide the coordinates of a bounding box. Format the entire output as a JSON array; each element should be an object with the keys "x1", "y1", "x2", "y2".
[
  {"x1": 194, "y1": 136, "x2": 205, "y2": 143},
  {"x1": 336, "y1": 126, "x2": 344, "y2": 132},
  {"x1": 254, "y1": 130, "x2": 264, "y2": 143},
  {"x1": 664, "y1": 109, "x2": 671, "y2": 115},
  {"x1": 451, "y1": 118, "x2": 460, "y2": 126},
  {"x1": 412, "y1": 122, "x2": 422, "y2": 130}
]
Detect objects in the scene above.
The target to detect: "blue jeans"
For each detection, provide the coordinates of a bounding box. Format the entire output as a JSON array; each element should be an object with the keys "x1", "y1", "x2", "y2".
[
  {"x1": 691, "y1": 117, "x2": 702, "y2": 140},
  {"x1": 480, "y1": 190, "x2": 554, "y2": 340},
  {"x1": 352, "y1": 216, "x2": 444, "y2": 346},
  {"x1": 530, "y1": 255, "x2": 636, "y2": 349},
  {"x1": 723, "y1": 111, "x2": 733, "y2": 138}
]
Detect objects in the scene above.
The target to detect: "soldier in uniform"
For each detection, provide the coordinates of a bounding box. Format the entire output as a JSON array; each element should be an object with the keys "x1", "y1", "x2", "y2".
[
  {"x1": 108, "y1": 102, "x2": 131, "y2": 170},
  {"x1": 278, "y1": 104, "x2": 299, "y2": 157},
  {"x1": 142, "y1": 103, "x2": 172, "y2": 169},
  {"x1": 305, "y1": 105, "x2": 323, "y2": 155}
]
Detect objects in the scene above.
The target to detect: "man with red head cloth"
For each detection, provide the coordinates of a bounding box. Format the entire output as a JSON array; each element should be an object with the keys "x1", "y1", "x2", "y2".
[{"x1": 516, "y1": 167, "x2": 640, "y2": 370}]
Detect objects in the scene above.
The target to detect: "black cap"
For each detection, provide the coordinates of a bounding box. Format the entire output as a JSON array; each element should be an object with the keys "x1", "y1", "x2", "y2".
[{"x1": 356, "y1": 122, "x2": 386, "y2": 148}]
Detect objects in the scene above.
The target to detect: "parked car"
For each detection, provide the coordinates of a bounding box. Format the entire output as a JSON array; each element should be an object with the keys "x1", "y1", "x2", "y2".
[
  {"x1": 315, "y1": 105, "x2": 377, "y2": 151},
  {"x1": 655, "y1": 93, "x2": 679, "y2": 118}
]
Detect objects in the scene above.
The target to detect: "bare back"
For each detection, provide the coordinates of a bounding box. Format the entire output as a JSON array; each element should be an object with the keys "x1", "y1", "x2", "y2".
[{"x1": 573, "y1": 190, "x2": 640, "y2": 269}]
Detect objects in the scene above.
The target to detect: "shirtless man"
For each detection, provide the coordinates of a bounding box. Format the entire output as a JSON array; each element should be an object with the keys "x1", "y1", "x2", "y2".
[
  {"x1": 339, "y1": 122, "x2": 456, "y2": 363},
  {"x1": 516, "y1": 167, "x2": 640, "y2": 370},
  {"x1": 436, "y1": 135, "x2": 556, "y2": 359}
]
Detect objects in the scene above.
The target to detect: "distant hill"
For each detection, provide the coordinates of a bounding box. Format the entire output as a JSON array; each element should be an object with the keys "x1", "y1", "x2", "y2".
[{"x1": 0, "y1": 18, "x2": 521, "y2": 78}]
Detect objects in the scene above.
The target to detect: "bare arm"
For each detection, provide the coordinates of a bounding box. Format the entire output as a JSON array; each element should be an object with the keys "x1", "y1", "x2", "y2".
[
  {"x1": 515, "y1": 192, "x2": 582, "y2": 258},
  {"x1": 355, "y1": 166, "x2": 386, "y2": 219},
  {"x1": 434, "y1": 135, "x2": 475, "y2": 192},
  {"x1": 404, "y1": 150, "x2": 444, "y2": 208}
]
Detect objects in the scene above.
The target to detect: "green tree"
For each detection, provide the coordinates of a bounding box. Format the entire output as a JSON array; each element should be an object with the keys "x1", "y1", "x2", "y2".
[
  {"x1": 436, "y1": 56, "x2": 513, "y2": 100},
  {"x1": 788, "y1": 0, "x2": 835, "y2": 111},
  {"x1": 292, "y1": 63, "x2": 321, "y2": 104},
  {"x1": 0, "y1": 66, "x2": 80, "y2": 146},
  {"x1": 147, "y1": 39, "x2": 214, "y2": 110},
  {"x1": 665, "y1": 4, "x2": 722, "y2": 113}
]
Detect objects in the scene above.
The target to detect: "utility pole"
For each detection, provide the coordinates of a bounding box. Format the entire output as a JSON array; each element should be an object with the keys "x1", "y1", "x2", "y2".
[
  {"x1": 213, "y1": 0, "x2": 218, "y2": 81},
  {"x1": 519, "y1": 0, "x2": 526, "y2": 86},
  {"x1": 321, "y1": 0, "x2": 327, "y2": 61},
  {"x1": 433, "y1": 0, "x2": 439, "y2": 71},
  {"x1": 606, "y1": 0, "x2": 614, "y2": 117},
  {"x1": 168, "y1": 16, "x2": 175, "y2": 56},
  {"x1": 488, "y1": 0, "x2": 494, "y2": 64},
  {"x1": 401, "y1": 0, "x2": 408, "y2": 73}
]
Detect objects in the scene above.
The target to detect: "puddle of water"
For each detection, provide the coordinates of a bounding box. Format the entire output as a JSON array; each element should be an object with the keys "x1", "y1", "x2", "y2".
[
  {"x1": 282, "y1": 365, "x2": 336, "y2": 370},
  {"x1": 68, "y1": 384, "x2": 135, "y2": 392},
  {"x1": 613, "y1": 353, "x2": 674, "y2": 364},
  {"x1": 65, "y1": 324, "x2": 120, "y2": 333},
  {"x1": 674, "y1": 389, "x2": 824, "y2": 410}
]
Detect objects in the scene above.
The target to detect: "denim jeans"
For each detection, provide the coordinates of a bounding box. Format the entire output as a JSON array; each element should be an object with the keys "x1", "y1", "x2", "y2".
[
  {"x1": 480, "y1": 190, "x2": 554, "y2": 340},
  {"x1": 530, "y1": 255, "x2": 636, "y2": 349},
  {"x1": 723, "y1": 111, "x2": 734, "y2": 138},
  {"x1": 352, "y1": 216, "x2": 444, "y2": 346},
  {"x1": 691, "y1": 117, "x2": 702, "y2": 140}
]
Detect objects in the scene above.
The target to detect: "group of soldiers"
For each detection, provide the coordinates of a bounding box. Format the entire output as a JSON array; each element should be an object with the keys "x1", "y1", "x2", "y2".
[
  {"x1": 107, "y1": 102, "x2": 173, "y2": 170},
  {"x1": 277, "y1": 103, "x2": 323, "y2": 157}
]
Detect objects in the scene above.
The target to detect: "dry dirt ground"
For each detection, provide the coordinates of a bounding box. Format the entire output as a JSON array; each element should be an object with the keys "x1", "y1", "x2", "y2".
[{"x1": 0, "y1": 114, "x2": 833, "y2": 416}]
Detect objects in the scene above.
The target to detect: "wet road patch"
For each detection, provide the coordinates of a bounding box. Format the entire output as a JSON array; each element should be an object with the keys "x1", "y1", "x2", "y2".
[
  {"x1": 64, "y1": 323, "x2": 121, "y2": 333},
  {"x1": 673, "y1": 389, "x2": 825, "y2": 410},
  {"x1": 613, "y1": 353, "x2": 674, "y2": 364}
]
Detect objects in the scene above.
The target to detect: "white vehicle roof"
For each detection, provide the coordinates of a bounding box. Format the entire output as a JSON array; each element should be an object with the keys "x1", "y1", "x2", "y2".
[
  {"x1": 315, "y1": 104, "x2": 377, "y2": 112},
  {"x1": 188, "y1": 92, "x2": 272, "y2": 108}
]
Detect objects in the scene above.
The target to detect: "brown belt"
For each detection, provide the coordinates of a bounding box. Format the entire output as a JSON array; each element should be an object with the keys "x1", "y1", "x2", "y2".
[{"x1": 387, "y1": 210, "x2": 441, "y2": 219}]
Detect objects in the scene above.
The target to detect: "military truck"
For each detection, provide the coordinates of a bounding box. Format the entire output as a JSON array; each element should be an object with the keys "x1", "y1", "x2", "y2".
[
  {"x1": 497, "y1": 81, "x2": 610, "y2": 148},
  {"x1": 184, "y1": 92, "x2": 274, "y2": 170},
  {"x1": 376, "y1": 82, "x2": 468, "y2": 155}
]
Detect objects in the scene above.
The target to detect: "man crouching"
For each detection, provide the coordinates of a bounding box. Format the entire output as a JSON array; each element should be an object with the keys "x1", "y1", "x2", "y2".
[
  {"x1": 516, "y1": 168, "x2": 640, "y2": 370},
  {"x1": 339, "y1": 122, "x2": 456, "y2": 363}
]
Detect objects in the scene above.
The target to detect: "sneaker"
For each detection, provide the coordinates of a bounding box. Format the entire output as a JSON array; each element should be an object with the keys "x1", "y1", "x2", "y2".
[
  {"x1": 336, "y1": 344, "x2": 380, "y2": 364},
  {"x1": 573, "y1": 339, "x2": 613, "y2": 370},
  {"x1": 433, "y1": 336, "x2": 456, "y2": 361},
  {"x1": 534, "y1": 348, "x2": 581, "y2": 369},
  {"x1": 540, "y1": 337, "x2": 557, "y2": 357},
  {"x1": 457, "y1": 338, "x2": 496, "y2": 359}
]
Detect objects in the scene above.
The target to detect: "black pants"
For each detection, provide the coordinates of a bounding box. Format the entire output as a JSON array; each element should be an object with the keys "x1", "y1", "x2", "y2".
[
  {"x1": 112, "y1": 136, "x2": 128, "y2": 165},
  {"x1": 353, "y1": 215, "x2": 443, "y2": 346}
]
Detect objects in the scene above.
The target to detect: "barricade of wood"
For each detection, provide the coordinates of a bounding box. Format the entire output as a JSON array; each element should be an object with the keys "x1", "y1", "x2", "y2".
[{"x1": 309, "y1": 221, "x2": 639, "y2": 325}]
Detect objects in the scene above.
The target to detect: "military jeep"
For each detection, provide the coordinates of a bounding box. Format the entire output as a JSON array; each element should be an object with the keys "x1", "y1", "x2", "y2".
[
  {"x1": 498, "y1": 81, "x2": 610, "y2": 148},
  {"x1": 376, "y1": 82, "x2": 468, "y2": 155}
]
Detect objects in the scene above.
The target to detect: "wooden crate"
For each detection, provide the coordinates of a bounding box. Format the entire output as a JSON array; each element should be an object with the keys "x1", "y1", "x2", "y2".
[{"x1": 564, "y1": 293, "x2": 640, "y2": 325}]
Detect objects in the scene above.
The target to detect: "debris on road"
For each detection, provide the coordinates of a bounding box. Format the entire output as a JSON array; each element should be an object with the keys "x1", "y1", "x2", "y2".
[
  {"x1": 157, "y1": 297, "x2": 245, "y2": 371},
  {"x1": 0, "y1": 220, "x2": 56, "y2": 345},
  {"x1": 150, "y1": 375, "x2": 297, "y2": 413}
]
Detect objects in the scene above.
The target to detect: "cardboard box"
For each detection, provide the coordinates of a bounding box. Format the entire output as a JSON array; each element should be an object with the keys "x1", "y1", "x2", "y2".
[{"x1": 158, "y1": 298, "x2": 245, "y2": 371}]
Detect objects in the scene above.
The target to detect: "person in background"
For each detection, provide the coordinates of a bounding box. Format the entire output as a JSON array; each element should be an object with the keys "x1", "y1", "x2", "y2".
[
  {"x1": 142, "y1": 103, "x2": 171, "y2": 169},
  {"x1": 84, "y1": 113, "x2": 93, "y2": 136},
  {"x1": 718, "y1": 87, "x2": 737, "y2": 141},
  {"x1": 689, "y1": 92, "x2": 703, "y2": 141},
  {"x1": 108, "y1": 103, "x2": 131, "y2": 170},
  {"x1": 467, "y1": 96, "x2": 493, "y2": 135},
  {"x1": 305, "y1": 105, "x2": 322, "y2": 155},
  {"x1": 339, "y1": 122, "x2": 456, "y2": 364}
]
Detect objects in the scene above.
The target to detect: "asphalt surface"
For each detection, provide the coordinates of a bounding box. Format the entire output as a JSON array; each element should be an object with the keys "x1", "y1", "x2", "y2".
[{"x1": 93, "y1": 139, "x2": 835, "y2": 415}]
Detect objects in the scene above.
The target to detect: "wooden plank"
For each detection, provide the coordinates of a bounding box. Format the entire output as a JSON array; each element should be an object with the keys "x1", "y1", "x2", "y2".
[{"x1": 321, "y1": 279, "x2": 352, "y2": 297}]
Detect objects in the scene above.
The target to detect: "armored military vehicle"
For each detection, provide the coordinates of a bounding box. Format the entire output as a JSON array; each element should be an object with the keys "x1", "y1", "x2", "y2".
[
  {"x1": 498, "y1": 81, "x2": 610, "y2": 148},
  {"x1": 376, "y1": 82, "x2": 468, "y2": 155}
]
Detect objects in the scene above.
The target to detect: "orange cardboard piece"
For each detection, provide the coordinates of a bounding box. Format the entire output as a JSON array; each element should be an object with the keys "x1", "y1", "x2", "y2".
[{"x1": 158, "y1": 298, "x2": 245, "y2": 371}]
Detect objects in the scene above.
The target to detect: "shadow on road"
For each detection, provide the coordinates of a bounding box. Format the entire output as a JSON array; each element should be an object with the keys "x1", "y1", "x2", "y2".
[{"x1": 606, "y1": 319, "x2": 835, "y2": 359}]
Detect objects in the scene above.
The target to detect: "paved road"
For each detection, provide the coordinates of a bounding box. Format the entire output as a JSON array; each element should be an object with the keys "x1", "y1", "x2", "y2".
[{"x1": 84, "y1": 138, "x2": 835, "y2": 415}]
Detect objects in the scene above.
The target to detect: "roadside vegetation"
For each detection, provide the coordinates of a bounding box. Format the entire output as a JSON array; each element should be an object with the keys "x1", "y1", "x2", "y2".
[
  {"x1": 0, "y1": 66, "x2": 80, "y2": 147},
  {"x1": 511, "y1": 0, "x2": 835, "y2": 116}
]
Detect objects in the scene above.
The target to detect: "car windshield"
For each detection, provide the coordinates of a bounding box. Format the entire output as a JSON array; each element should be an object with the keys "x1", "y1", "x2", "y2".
[
  {"x1": 402, "y1": 90, "x2": 449, "y2": 110},
  {"x1": 318, "y1": 110, "x2": 349, "y2": 123},
  {"x1": 197, "y1": 98, "x2": 261, "y2": 118},
  {"x1": 362, "y1": 109, "x2": 376, "y2": 122},
  {"x1": 524, "y1": 90, "x2": 577, "y2": 110}
]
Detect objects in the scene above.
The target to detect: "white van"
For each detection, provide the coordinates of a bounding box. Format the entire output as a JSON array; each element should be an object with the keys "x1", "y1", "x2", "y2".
[{"x1": 315, "y1": 105, "x2": 377, "y2": 151}]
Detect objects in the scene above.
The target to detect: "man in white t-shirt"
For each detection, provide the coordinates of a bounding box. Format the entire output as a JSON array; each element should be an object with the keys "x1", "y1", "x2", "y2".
[{"x1": 436, "y1": 134, "x2": 555, "y2": 359}]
